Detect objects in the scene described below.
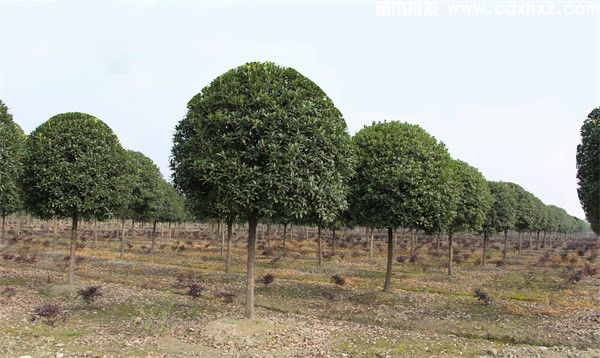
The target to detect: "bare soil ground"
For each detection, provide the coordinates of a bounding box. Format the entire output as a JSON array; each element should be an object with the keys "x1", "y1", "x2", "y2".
[{"x1": 0, "y1": 223, "x2": 599, "y2": 357}]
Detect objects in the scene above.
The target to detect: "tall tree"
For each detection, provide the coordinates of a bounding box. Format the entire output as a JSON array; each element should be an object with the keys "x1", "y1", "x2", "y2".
[
  {"x1": 22, "y1": 112, "x2": 125, "y2": 284},
  {"x1": 0, "y1": 100, "x2": 25, "y2": 242},
  {"x1": 349, "y1": 121, "x2": 455, "y2": 291},
  {"x1": 506, "y1": 183, "x2": 536, "y2": 255},
  {"x1": 482, "y1": 181, "x2": 517, "y2": 263},
  {"x1": 447, "y1": 160, "x2": 492, "y2": 275},
  {"x1": 577, "y1": 108, "x2": 600, "y2": 236},
  {"x1": 171, "y1": 62, "x2": 354, "y2": 319}
]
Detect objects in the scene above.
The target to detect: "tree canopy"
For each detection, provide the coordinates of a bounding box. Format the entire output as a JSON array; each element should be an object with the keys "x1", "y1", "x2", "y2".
[
  {"x1": 0, "y1": 100, "x2": 26, "y2": 222},
  {"x1": 577, "y1": 107, "x2": 600, "y2": 235},
  {"x1": 483, "y1": 181, "x2": 517, "y2": 235}
]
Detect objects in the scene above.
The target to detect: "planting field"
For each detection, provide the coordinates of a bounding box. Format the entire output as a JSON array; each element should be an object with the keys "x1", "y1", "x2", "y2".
[{"x1": 1, "y1": 223, "x2": 599, "y2": 357}]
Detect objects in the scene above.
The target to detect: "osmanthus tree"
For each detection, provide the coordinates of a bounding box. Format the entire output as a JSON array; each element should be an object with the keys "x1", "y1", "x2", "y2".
[
  {"x1": 127, "y1": 151, "x2": 163, "y2": 251},
  {"x1": 22, "y1": 113, "x2": 125, "y2": 285},
  {"x1": 0, "y1": 100, "x2": 25, "y2": 242},
  {"x1": 505, "y1": 183, "x2": 536, "y2": 255},
  {"x1": 156, "y1": 180, "x2": 187, "y2": 244},
  {"x1": 577, "y1": 108, "x2": 600, "y2": 236},
  {"x1": 349, "y1": 121, "x2": 456, "y2": 291},
  {"x1": 482, "y1": 181, "x2": 517, "y2": 264},
  {"x1": 171, "y1": 62, "x2": 354, "y2": 319},
  {"x1": 530, "y1": 196, "x2": 547, "y2": 250},
  {"x1": 446, "y1": 160, "x2": 492, "y2": 275}
]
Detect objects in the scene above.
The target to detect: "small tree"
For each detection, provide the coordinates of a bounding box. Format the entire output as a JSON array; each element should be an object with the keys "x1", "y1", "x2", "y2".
[
  {"x1": 505, "y1": 183, "x2": 536, "y2": 255},
  {"x1": 0, "y1": 100, "x2": 25, "y2": 242},
  {"x1": 446, "y1": 160, "x2": 492, "y2": 275},
  {"x1": 22, "y1": 112, "x2": 125, "y2": 284},
  {"x1": 171, "y1": 62, "x2": 354, "y2": 319},
  {"x1": 482, "y1": 181, "x2": 517, "y2": 263},
  {"x1": 349, "y1": 121, "x2": 455, "y2": 291},
  {"x1": 577, "y1": 108, "x2": 600, "y2": 236}
]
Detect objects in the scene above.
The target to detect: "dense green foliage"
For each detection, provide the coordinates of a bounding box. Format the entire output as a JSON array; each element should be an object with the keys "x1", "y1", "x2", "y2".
[
  {"x1": 0, "y1": 100, "x2": 25, "y2": 220},
  {"x1": 349, "y1": 121, "x2": 455, "y2": 233},
  {"x1": 157, "y1": 180, "x2": 187, "y2": 223},
  {"x1": 126, "y1": 151, "x2": 163, "y2": 223},
  {"x1": 448, "y1": 160, "x2": 492, "y2": 234},
  {"x1": 577, "y1": 108, "x2": 600, "y2": 235},
  {"x1": 483, "y1": 181, "x2": 517, "y2": 234},
  {"x1": 171, "y1": 61, "x2": 355, "y2": 318},
  {"x1": 22, "y1": 112, "x2": 124, "y2": 221}
]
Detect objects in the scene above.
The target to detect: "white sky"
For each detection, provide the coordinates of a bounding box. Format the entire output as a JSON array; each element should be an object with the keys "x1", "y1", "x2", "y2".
[{"x1": 0, "y1": 0, "x2": 598, "y2": 219}]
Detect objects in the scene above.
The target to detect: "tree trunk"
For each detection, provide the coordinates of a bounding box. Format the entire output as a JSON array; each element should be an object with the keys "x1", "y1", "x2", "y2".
[
  {"x1": 528, "y1": 231, "x2": 532, "y2": 253},
  {"x1": 518, "y1": 231, "x2": 522, "y2": 255},
  {"x1": 332, "y1": 228, "x2": 336, "y2": 254},
  {"x1": 542, "y1": 231, "x2": 547, "y2": 249},
  {"x1": 93, "y1": 219, "x2": 98, "y2": 249},
  {"x1": 225, "y1": 221, "x2": 233, "y2": 274},
  {"x1": 68, "y1": 214, "x2": 78, "y2": 285},
  {"x1": 220, "y1": 220, "x2": 225, "y2": 256},
  {"x1": 244, "y1": 209, "x2": 259, "y2": 319},
  {"x1": 52, "y1": 218, "x2": 58, "y2": 249},
  {"x1": 1, "y1": 214, "x2": 6, "y2": 243},
  {"x1": 482, "y1": 232, "x2": 488, "y2": 267},
  {"x1": 150, "y1": 221, "x2": 157, "y2": 252},
  {"x1": 503, "y1": 230, "x2": 508, "y2": 259},
  {"x1": 447, "y1": 233, "x2": 453, "y2": 276},
  {"x1": 383, "y1": 227, "x2": 394, "y2": 292},
  {"x1": 369, "y1": 227, "x2": 374, "y2": 259},
  {"x1": 266, "y1": 223, "x2": 271, "y2": 248},
  {"x1": 119, "y1": 218, "x2": 126, "y2": 260},
  {"x1": 317, "y1": 226, "x2": 323, "y2": 266},
  {"x1": 282, "y1": 224, "x2": 287, "y2": 256},
  {"x1": 410, "y1": 230, "x2": 415, "y2": 257},
  {"x1": 167, "y1": 222, "x2": 172, "y2": 242}
]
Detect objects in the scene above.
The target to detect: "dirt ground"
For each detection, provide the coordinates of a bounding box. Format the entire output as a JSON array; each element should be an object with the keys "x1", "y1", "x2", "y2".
[{"x1": 0, "y1": 222, "x2": 599, "y2": 357}]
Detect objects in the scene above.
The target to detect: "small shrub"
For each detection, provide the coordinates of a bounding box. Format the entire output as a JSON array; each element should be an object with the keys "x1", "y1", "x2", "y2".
[
  {"x1": 15, "y1": 253, "x2": 37, "y2": 264},
  {"x1": 30, "y1": 302, "x2": 67, "y2": 326},
  {"x1": 322, "y1": 291, "x2": 337, "y2": 301},
  {"x1": 257, "y1": 273, "x2": 275, "y2": 286},
  {"x1": 409, "y1": 252, "x2": 419, "y2": 264},
  {"x1": 261, "y1": 247, "x2": 274, "y2": 256},
  {"x1": 2, "y1": 252, "x2": 15, "y2": 261},
  {"x1": 2, "y1": 287, "x2": 16, "y2": 297},
  {"x1": 126, "y1": 242, "x2": 133, "y2": 250},
  {"x1": 474, "y1": 288, "x2": 492, "y2": 305},
  {"x1": 331, "y1": 274, "x2": 345, "y2": 286},
  {"x1": 396, "y1": 255, "x2": 407, "y2": 264},
  {"x1": 187, "y1": 284, "x2": 204, "y2": 299},
  {"x1": 42, "y1": 241, "x2": 51, "y2": 248},
  {"x1": 174, "y1": 272, "x2": 197, "y2": 289},
  {"x1": 76, "y1": 285, "x2": 102, "y2": 304}
]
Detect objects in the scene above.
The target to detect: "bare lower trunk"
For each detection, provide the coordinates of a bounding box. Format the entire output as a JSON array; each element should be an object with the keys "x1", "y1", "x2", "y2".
[
  {"x1": 518, "y1": 231, "x2": 522, "y2": 255},
  {"x1": 1, "y1": 214, "x2": 6, "y2": 243},
  {"x1": 150, "y1": 221, "x2": 157, "y2": 252},
  {"x1": 331, "y1": 229, "x2": 336, "y2": 254},
  {"x1": 503, "y1": 230, "x2": 508, "y2": 259},
  {"x1": 410, "y1": 230, "x2": 414, "y2": 257},
  {"x1": 448, "y1": 233, "x2": 453, "y2": 276},
  {"x1": 482, "y1": 232, "x2": 488, "y2": 267},
  {"x1": 167, "y1": 222, "x2": 172, "y2": 242},
  {"x1": 266, "y1": 223, "x2": 271, "y2": 248},
  {"x1": 220, "y1": 220, "x2": 225, "y2": 256},
  {"x1": 244, "y1": 210, "x2": 259, "y2": 319},
  {"x1": 282, "y1": 224, "x2": 287, "y2": 256},
  {"x1": 383, "y1": 227, "x2": 394, "y2": 292},
  {"x1": 542, "y1": 231, "x2": 547, "y2": 249},
  {"x1": 369, "y1": 228, "x2": 374, "y2": 259},
  {"x1": 317, "y1": 226, "x2": 323, "y2": 266},
  {"x1": 93, "y1": 219, "x2": 98, "y2": 249},
  {"x1": 119, "y1": 218, "x2": 126, "y2": 260},
  {"x1": 528, "y1": 231, "x2": 532, "y2": 253},
  {"x1": 536, "y1": 231, "x2": 540, "y2": 250},
  {"x1": 68, "y1": 214, "x2": 78, "y2": 285},
  {"x1": 225, "y1": 221, "x2": 233, "y2": 274},
  {"x1": 52, "y1": 218, "x2": 58, "y2": 249}
]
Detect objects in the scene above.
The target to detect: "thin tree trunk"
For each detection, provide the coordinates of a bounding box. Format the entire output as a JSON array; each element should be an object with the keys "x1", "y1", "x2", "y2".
[
  {"x1": 244, "y1": 209, "x2": 259, "y2": 319},
  {"x1": 410, "y1": 230, "x2": 415, "y2": 256},
  {"x1": 518, "y1": 231, "x2": 522, "y2": 255},
  {"x1": 220, "y1": 220, "x2": 225, "y2": 256},
  {"x1": 317, "y1": 226, "x2": 323, "y2": 266},
  {"x1": 369, "y1": 227, "x2": 374, "y2": 259},
  {"x1": 448, "y1": 233, "x2": 453, "y2": 276},
  {"x1": 383, "y1": 227, "x2": 394, "y2": 292},
  {"x1": 119, "y1": 218, "x2": 126, "y2": 259},
  {"x1": 528, "y1": 231, "x2": 532, "y2": 252},
  {"x1": 542, "y1": 231, "x2": 547, "y2": 249},
  {"x1": 150, "y1": 221, "x2": 157, "y2": 252},
  {"x1": 93, "y1": 219, "x2": 98, "y2": 249},
  {"x1": 331, "y1": 228, "x2": 336, "y2": 254},
  {"x1": 282, "y1": 224, "x2": 287, "y2": 256},
  {"x1": 1, "y1": 214, "x2": 6, "y2": 243},
  {"x1": 266, "y1": 223, "x2": 271, "y2": 248},
  {"x1": 225, "y1": 221, "x2": 233, "y2": 274},
  {"x1": 68, "y1": 214, "x2": 78, "y2": 285},
  {"x1": 482, "y1": 232, "x2": 488, "y2": 267},
  {"x1": 503, "y1": 230, "x2": 508, "y2": 259}
]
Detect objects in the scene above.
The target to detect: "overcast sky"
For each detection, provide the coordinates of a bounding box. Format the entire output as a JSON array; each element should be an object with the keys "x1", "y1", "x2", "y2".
[{"x1": 0, "y1": 0, "x2": 598, "y2": 219}]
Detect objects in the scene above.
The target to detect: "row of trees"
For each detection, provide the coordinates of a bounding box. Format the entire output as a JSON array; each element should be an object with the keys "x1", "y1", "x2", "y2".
[
  {"x1": 0, "y1": 62, "x2": 590, "y2": 320},
  {"x1": 0, "y1": 107, "x2": 188, "y2": 284},
  {"x1": 169, "y1": 62, "x2": 588, "y2": 318}
]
